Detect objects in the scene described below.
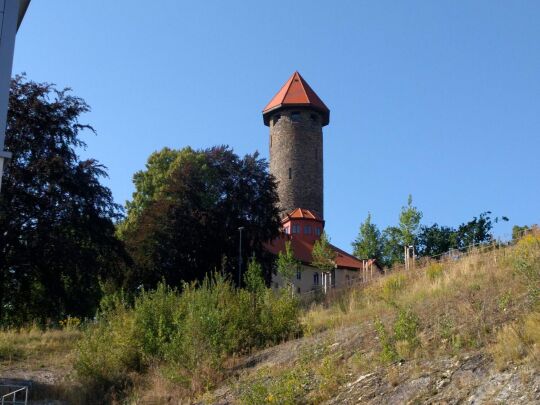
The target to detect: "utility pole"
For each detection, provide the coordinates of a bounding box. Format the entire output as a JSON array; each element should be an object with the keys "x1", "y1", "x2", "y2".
[
  {"x1": 238, "y1": 226, "x2": 244, "y2": 287},
  {"x1": 0, "y1": 0, "x2": 31, "y2": 192}
]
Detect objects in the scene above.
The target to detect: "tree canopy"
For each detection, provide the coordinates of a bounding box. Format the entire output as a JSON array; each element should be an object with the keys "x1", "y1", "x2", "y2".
[
  {"x1": 0, "y1": 76, "x2": 126, "y2": 325},
  {"x1": 312, "y1": 232, "x2": 337, "y2": 272},
  {"x1": 352, "y1": 212, "x2": 383, "y2": 262},
  {"x1": 120, "y1": 145, "x2": 281, "y2": 290}
]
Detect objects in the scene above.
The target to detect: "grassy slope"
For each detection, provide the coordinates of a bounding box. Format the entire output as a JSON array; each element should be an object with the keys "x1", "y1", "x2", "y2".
[
  {"x1": 0, "y1": 236, "x2": 539, "y2": 404},
  {"x1": 202, "y1": 237, "x2": 540, "y2": 404}
]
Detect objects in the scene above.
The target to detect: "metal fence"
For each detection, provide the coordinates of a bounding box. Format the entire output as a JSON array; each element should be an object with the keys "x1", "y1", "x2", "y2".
[{"x1": 0, "y1": 385, "x2": 28, "y2": 405}]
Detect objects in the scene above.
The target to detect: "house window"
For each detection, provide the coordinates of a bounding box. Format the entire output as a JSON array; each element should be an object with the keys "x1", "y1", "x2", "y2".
[
  {"x1": 273, "y1": 282, "x2": 279, "y2": 289},
  {"x1": 315, "y1": 228, "x2": 321, "y2": 236},
  {"x1": 296, "y1": 268, "x2": 301, "y2": 280},
  {"x1": 304, "y1": 225, "x2": 311, "y2": 235},
  {"x1": 288, "y1": 168, "x2": 292, "y2": 179},
  {"x1": 313, "y1": 272, "x2": 319, "y2": 286},
  {"x1": 291, "y1": 111, "x2": 301, "y2": 123},
  {"x1": 297, "y1": 287, "x2": 301, "y2": 294},
  {"x1": 292, "y1": 224, "x2": 301, "y2": 234},
  {"x1": 331, "y1": 269, "x2": 336, "y2": 287}
]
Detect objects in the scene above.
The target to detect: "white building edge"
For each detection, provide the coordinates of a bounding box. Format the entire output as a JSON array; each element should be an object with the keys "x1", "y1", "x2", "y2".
[{"x1": 0, "y1": 0, "x2": 30, "y2": 191}]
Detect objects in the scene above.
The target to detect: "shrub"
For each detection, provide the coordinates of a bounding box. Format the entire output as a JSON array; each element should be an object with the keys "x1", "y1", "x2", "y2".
[
  {"x1": 490, "y1": 311, "x2": 540, "y2": 370},
  {"x1": 75, "y1": 271, "x2": 302, "y2": 397},
  {"x1": 381, "y1": 273, "x2": 406, "y2": 300},
  {"x1": 425, "y1": 263, "x2": 444, "y2": 281},
  {"x1": 375, "y1": 307, "x2": 421, "y2": 363},
  {"x1": 510, "y1": 233, "x2": 540, "y2": 307},
  {"x1": 374, "y1": 317, "x2": 398, "y2": 363}
]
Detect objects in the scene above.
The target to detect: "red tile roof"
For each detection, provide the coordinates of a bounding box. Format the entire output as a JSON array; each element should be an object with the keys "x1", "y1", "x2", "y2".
[
  {"x1": 282, "y1": 208, "x2": 324, "y2": 223},
  {"x1": 263, "y1": 71, "x2": 330, "y2": 126},
  {"x1": 265, "y1": 235, "x2": 369, "y2": 271}
]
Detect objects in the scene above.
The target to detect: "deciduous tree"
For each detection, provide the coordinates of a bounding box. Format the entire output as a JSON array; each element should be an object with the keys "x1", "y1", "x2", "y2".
[{"x1": 0, "y1": 76, "x2": 126, "y2": 325}]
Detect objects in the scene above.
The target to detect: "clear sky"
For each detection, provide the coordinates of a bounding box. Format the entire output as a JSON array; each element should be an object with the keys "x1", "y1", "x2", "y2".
[{"x1": 12, "y1": 1, "x2": 540, "y2": 252}]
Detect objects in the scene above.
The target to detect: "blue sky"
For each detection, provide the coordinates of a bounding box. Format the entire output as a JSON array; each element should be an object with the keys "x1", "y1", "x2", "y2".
[{"x1": 12, "y1": 1, "x2": 540, "y2": 252}]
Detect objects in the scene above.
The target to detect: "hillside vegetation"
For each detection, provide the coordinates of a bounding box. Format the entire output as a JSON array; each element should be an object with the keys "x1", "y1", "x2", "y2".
[{"x1": 1, "y1": 232, "x2": 539, "y2": 403}]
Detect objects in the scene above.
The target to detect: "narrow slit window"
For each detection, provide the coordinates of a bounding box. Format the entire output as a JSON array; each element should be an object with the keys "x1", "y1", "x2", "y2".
[{"x1": 288, "y1": 168, "x2": 292, "y2": 179}]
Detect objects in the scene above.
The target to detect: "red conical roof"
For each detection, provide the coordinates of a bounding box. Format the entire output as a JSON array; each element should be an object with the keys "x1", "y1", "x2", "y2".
[{"x1": 262, "y1": 71, "x2": 330, "y2": 126}]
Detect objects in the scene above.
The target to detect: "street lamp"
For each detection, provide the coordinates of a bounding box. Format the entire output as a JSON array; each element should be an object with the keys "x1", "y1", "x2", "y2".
[{"x1": 238, "y1": 226, "x2": 245, "y2": 287}]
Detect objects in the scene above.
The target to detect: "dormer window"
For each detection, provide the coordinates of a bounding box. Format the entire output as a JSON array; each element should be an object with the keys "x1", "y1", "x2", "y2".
[{"x1": 291, "y1": 111, "x2": 301, "y2": 123}]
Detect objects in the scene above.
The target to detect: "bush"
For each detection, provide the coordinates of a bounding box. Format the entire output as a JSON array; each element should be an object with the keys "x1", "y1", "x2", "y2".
[
  {"x1": 425, "y1": 263, "x2": 444, "y2": 281},
  {"x1": 381, "y1": 273, "x2": 407, "y2": 301},
  {"x1": 510, "y1": 233, "x2": 540, "y2": 308},
  {"x1": 375, "y1": 307, "x2": 421, "y2": 363},
  {"x1": 75, "y1": 271, "x2": 302, "y2": 397}
]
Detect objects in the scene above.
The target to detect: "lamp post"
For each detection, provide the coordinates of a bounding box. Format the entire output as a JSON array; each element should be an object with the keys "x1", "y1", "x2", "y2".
[{"x1": 238, "y1": 226, "x2": 244, "y2": 287}]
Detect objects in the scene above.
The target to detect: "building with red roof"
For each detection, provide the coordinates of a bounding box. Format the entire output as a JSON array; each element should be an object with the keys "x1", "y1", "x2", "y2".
[{"x1": 262, "y1": 74, "x2": 382, "y2": 294}]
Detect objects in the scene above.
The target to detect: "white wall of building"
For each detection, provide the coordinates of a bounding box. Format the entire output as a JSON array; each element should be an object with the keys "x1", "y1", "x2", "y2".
[
  {"x1": 272, "y1": 264, "x2": 362, "y2": 295},
  {"x1": 0, "y1": 0, "x2": 26, "y2": 190}
]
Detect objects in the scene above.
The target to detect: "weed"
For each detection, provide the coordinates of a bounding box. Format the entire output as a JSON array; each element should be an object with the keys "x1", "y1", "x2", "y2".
[{"x1": 426, "y1": 263, "x2": 444, "y2": 281}]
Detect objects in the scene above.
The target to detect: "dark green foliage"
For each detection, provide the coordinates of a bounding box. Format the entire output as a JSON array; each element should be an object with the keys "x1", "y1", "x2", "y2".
[
  {"x1": 381, "y1": 226, "x2": 403, "y2": 267},
  {"x1": 0, "y1": 76, "x2": 126, "y2": 325},
  {"x1": 417, "y1": 212, "x2": 502, "y2": 257},
  {"x1": 121, "y1": 146, "x2": 281, "y2": 290},
  {"x1": 417, "y1": 224, "x2": 457, "y2": 257}
]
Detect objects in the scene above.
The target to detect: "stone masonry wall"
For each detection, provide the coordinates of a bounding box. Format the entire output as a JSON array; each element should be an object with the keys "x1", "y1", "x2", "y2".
[{"x1": 269, "y1": 109, "x2": 324, "y2": 218}]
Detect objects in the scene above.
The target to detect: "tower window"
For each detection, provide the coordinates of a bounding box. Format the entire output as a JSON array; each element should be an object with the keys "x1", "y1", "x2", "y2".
[
  {"x1": 292, "y1": 224, "x2": 301, "y2": 234},
  {"x1": 304, "y1": 225, "x2": 312, "y2": 235},
  {"x1": 296, "y1": 268, "x2": 301, "y2": 280},
  {"x1": 291, "y1": 111, "x2": 301, "y2": 123},
  {"x1": 273, "y1": 114, "x2": 281, "y2": 125},
  {"x1": 315, "y1": 148, "x2": 318, "y2": 159},
  {"x1": 315, "y1": 227, "x2": 321, "y2": 236},
  {"x1": 310, "y1": 113, "x2": 319, "y2": 123},
  {"x1": 288, "y1": 168, "x2": 292, "y2": 179}
]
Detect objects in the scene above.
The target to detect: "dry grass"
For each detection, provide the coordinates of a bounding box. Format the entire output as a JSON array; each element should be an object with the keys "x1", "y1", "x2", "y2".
[{"x1": 0, "y1": 326, "x2": 81, "y2": 367}]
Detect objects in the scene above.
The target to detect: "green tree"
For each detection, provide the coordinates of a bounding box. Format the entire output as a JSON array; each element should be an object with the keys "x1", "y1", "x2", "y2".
[
  {"x1": 381, "y1": 226, "x2": 403, "y2": 267},
  {"x1": 352, "y1": 212, "x2": 382, "y2": 261},
  {"x1": 512, "y1": 225, "x2": 530, "y2": 242},
  {"x1": 244, "y1": 257, "x2": 265, "y2": 294},
  {"x1": 122, "y1": 146, "x2": 281, "y2": 290},
  {"x1": 399, "y1": 194, "x2": 423, "y2": 249},
  {"x1": 0, "y1": 76, "x2": 126, "y2": 325},
  {"x1": 116, "y1": 147, "x2": 201, "y2": 237},
  {"x1": 276, "y1": 241, "x2": 300, "y2": 292},
  {"x1": 312, "y1": 232, "x2": 337, "y2": 272},
  {"x1": 417, "y1": 224, "x2": 457, "y2": 257}
]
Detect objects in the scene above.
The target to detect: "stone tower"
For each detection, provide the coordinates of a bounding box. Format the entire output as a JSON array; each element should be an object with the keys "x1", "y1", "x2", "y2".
[{"x1": 262, "y1": 71, "x2": 330, "y2": 218}]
